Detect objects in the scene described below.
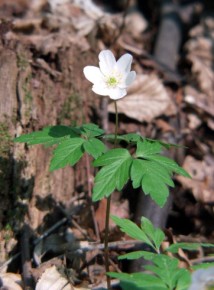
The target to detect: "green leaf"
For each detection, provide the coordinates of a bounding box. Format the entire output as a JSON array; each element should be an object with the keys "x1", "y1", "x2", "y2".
[
  {"x1": 83, "y1": 138, "x2": 106, "y2": 159},
  {"x1": 145, "y1": 138, "x2": 184, "y2": 149},
  {"x1": 108, "y1": 272, "x2": 167, "y2": 289},
  {"x1": 136, "y1": 140, "x2": 190, "y2": 178},
  {"x1": 143, "y1": 255, "x2": 191, "y2": 290},
  {"x1": 141, "y1": 217, "x2": 165, "y2": 251},
  {"x1": 92, "y1": 149, "x2": 132, "y2": 201},
  {"x1": 143, "y1": 255, "x2": 190, "y2": 290},
  {"x1": 120, "y1": 133, "x2": 142, "y2": 143},
  {"x1": 14, "y1": 126, "x2": 79, "y2": 146},
  {"x1": 148, "y1": 155, "x2": 191, "y2": 178},
  {"x1": 119, "y1": 251, "x2": 156, "y2": 261},
  {"x1": 144, "y1": 255, "x2": 179, "y2": 289},
  {"x1": 80, "y1": 123, "x2": 104, "y2": 138},
  {"x1": 175, "y1": 269, "x2": 191, "y2": 290},
  {"x1": 166, "y1": 242, "x2": 214, "y2": 254},
  {"x1": 110, "y1": 255, "x2": 191, "y2": 290},
  {"x1": 120, "y1": 281, "x2": 142, "y2": 290},
  {"x1": 103, "y1": 133, "x2": 142, "y2": 143},
  {"x1": 191, "y1": 262, "x2": 214, "y2": 270},
  {"x1": 111, "y1": 215, "x2": 153, "y2": 247},
  {"x1": 136, "y1": 140, "x2": 163, "y2": 157},
  {"x1": 130, "y1": 140, "x2": 190, "y2": 207},
  {"x1": 131, "y1": 159, "x2": 173, "y2": 207},
  {"x1": 50, "y1": 137, "x2": 85, "y2": 171}
]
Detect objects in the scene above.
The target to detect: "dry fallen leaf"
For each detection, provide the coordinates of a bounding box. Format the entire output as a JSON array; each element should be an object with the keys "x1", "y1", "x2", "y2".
[
  {"x1": 184, "y1": 86, "x2": 214, "y2": 116},
  {"x1": 177, "y1": 155, "x2": 214, "y2": 203},
  {"x1": 185, "y1": 17, "x2": 214, "y2": 99},
  {"x1": 35, "y1": 264, "x2": 90, "y2": 290},
  {"x1": 125, "y1": 7, "x2": 148, "y2": 39},
  {"x1": 35, "y1": 265, "x2": 73, "y2": 290},
  {"x1": 0, "y1": 272, "x2": 23, "y2": 290},
  {"x1": 108, "y1": 75, "x2": 176, "y2": 122},
  {"x1": 184, "y1": 86, "x2": 214, "y2": 130}
]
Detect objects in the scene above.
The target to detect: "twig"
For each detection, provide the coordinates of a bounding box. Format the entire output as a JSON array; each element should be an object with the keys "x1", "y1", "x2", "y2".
[
  {"x1": 85, "y1": 153, "x2": 101, "y2": 241},
  {"x1": 33, "y1": 217, "x2": 68, "y2": 245},
  {"x1": 78, "y1": 239, "x2": 143, "y2": 252},
  {"x1": 0, "y1": 252, "x2": 20, "y2": 272},
  {"x1": 109, "y1": 257, "x2": 122, "y2": 273},
  {"x1": 191, "y1": 256, "x2": 214, "y2": 265},
  {"x1": 21, "y1": 224, "x2": 34, "y2": 289}
]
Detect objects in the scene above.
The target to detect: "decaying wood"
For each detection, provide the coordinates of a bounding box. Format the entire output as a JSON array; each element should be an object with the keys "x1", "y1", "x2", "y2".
[{"x1": 0, "y1": 27, "x2": 97, "y2": 233}]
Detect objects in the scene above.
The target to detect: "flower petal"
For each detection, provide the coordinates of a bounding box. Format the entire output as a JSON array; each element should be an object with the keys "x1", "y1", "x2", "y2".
[
  {"x1": 92, "y1": 85, "x2": 109, "y2": 96},
  {"x1": 99, "y1": 50, "x2": 116, "y2": 75},
  {"x1": 108, "y1": 88, "x2": 127, "y2": 100},
  {"x1": 116, "y1": 53, "x2": 133, "y2": 73},
  {"x1": 83, "y1": 66, "x2": 103, "y2": 84},
  {"x1": 125, "y1": 71, "x2": 136, "y2": 86}
]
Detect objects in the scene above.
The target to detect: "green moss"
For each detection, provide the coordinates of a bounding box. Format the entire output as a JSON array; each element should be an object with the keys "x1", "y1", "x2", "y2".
[
  {"x1": 0, "y1": 122, "x2": 12, "y2": 158},
  {"x1": 17, "y1": 54, "x2": 29, "y2": 70},
  {"x1": 58, "y1": 93, "x2": 84, "y2": 124},
  {"x1": 21, "y1": 74, "x2": 33, "y2": 119},
  {"x1": 23, "y1": 75, "x2": 33, "y2": 104}
]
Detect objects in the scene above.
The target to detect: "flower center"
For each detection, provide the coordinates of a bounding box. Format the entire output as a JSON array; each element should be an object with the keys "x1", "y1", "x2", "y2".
[{"x1": 106, "y1": 76, "x2": 118, "y2": 88}]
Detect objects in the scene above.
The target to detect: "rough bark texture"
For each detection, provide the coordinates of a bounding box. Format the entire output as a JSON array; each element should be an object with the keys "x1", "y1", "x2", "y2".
[{"x1": 0, "y1": 38, "x2": 96, "y2": 232}]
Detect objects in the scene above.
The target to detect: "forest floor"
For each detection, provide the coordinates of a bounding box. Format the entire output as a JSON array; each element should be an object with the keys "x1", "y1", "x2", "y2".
[{"x1": 0, "y1": 0, "x2": 213, "y2": 289}]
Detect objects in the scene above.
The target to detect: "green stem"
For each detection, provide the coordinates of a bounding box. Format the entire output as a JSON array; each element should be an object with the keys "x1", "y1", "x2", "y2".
[
  {"x1": 114, "y1": 100, "x2": 118, "y2": 147},
  {"x1": 104, "y1": 101, "x2": 118, "y2": 290},
  {"x1": 104, "y1": 196, "x2": 111, "y2": 290}
]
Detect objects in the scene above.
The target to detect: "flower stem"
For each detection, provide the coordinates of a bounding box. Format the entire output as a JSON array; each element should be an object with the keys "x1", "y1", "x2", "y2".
[
  {"x1": 104, "y1": 101, "x2": 118, "y2": 290},
  {"x1": 104, "y1": 196, "x2": 111, "y2": 289},
  {"x1": 114, "y1": 100, "x2": 118, "y2": 147}
]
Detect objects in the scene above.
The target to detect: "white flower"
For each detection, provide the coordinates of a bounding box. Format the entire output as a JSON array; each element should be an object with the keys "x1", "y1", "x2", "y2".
[
  {"x1": 83, "y1": 50, "x2": 136, "y2": 100},
  {"x1": 188, "y1": 267, "x2": 214, "y2": 290}
]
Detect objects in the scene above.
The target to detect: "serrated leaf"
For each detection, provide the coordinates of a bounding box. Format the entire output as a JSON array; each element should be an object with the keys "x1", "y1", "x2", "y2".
[
  {"x1": 83, "y1": 138, "x2": 106, "y2": 159},
  {"x1": 131, "y1": 139, "x2": 190, "y2": 207},
  {"x1": 148, "y1": 155, "x2": 191, "y2": 178},
  {"x1": 146, "y1": 255, "x2": 191, "y2": 290},
  {"x1": 146, "y1": 138, "x2": 184, "y2": 149},
  {"x1": 92, "y1": 149, "x2": 132, "y2": 201},
  {"x1": 136, "y1": 140, "x2": 163, "y2": 157},
  {"x1": 108, "y1": 272, "x2": 167, "y2": 289},
  {"x1": 14, "y1": 126, "x2": 79, "y2": 146},
  {"x1": 191, "y1": 262, "x2": 214, "y2": 270},
  {"x1": 50, "y1": 138, "x2": 85, "y2": 171},
  {"x1": 166, "y1": 242, "x2": 214, "y2": 254},
  {"x1": 119, "y1": 251, "x2": 156, "y2": 261},
  {"x1": 175, "y1": 269, "x2": 191, "y2": 290},
  {"x1": 120, "y1": 281, "x2": 142, "y2": 290},
  {"x1": 81, "y1": 123, "x2": 104, "y2": 138},
  {"x1": 120, "y1": 133, "x2": 142, "y2": 143},
  {"x1": 103, "y1": 133, "x2": 142, "y2": 144},
  {"x1": 144, "y1": 255, "x2": 179, "y2": 289},
  {"x1": 141, "y1": 217, "x2": 165, "y2": 250},
  {"x1": 153, "y1": 229, "x2": 166, "y2": 251},
  {"x1": 110, "y1": 255, "x2": 190, "y2": 290},
  {"x1": 111, "y1": 215, "x2": 153, "y2": 247},
  {"x1": 131, "y1": 159, "x2": 173, "y2": 207},
  {"x1": 136, "y1": 140, "x2": 190, "y2": 178}
]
